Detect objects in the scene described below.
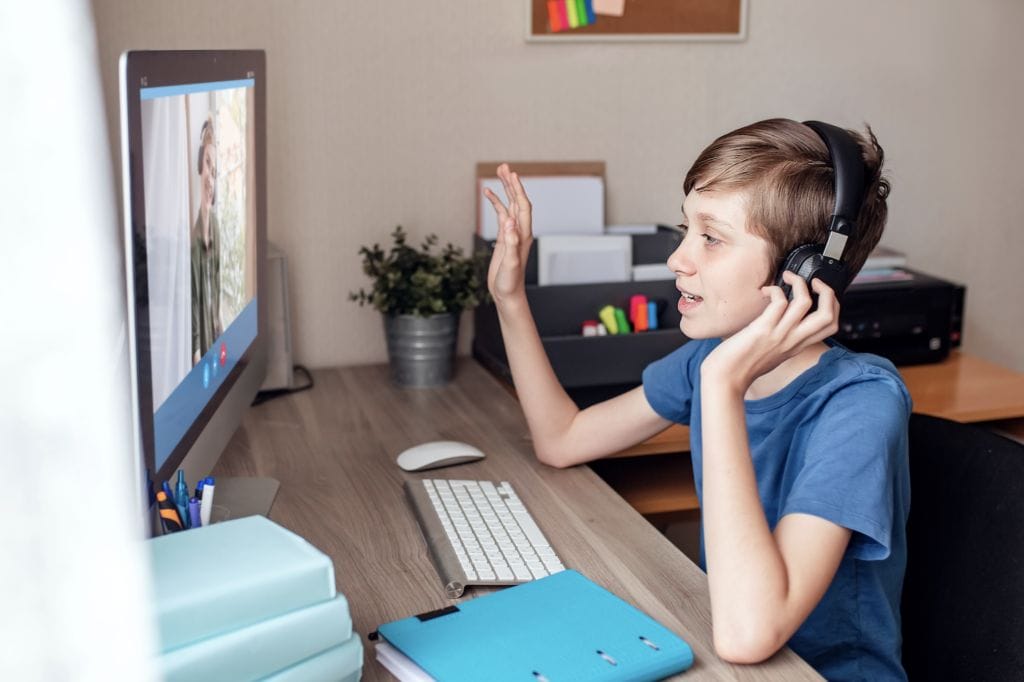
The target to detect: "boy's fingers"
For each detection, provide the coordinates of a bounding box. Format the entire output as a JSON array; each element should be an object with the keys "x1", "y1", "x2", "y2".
[
  {"x1": 792, "y1": 278, "x2": 841, "y2": 342},
  {"x1": 510, "y1": 172, "x2": 533, "y2": 238},
  {"x1": 759, "y1": 285, "x2": 789, "y2": 328},
  {"x1": 483, "y1": 187, "x2": 510, "y2": 222},
  {"x1": 498, "y1": 165, "x2": 516, "y2": 206},
  {"x1": 778, "y1": 271, "x2": 814, "y2": 331}
]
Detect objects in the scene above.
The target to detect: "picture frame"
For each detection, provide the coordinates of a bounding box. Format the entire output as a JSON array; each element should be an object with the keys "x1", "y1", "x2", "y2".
[{"x1": 527, "y1": 0, "x2": 748, "y2": 43}]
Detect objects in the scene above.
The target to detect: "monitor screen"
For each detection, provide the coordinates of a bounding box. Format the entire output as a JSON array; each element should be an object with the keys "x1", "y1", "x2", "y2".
[{"x1": 120, "y1": 51, "x2": 268, "y2": 527}]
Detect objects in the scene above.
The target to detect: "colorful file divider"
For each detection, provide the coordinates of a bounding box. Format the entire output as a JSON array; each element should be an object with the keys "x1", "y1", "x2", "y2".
[{"x1": 547, "y1": 0, "x2": 596, "y2": 32}]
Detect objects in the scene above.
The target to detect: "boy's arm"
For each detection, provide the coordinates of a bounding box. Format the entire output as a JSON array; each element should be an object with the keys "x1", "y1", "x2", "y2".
[
  {"x1": 700, "y1": 381, "x2": 851, "y2": 663},
  {"x1": 699, "y1": 273, "x2": 849, "y2": 663},
  {"x1": 485, "y1": 166, "x2": 671, "y2": 467}
]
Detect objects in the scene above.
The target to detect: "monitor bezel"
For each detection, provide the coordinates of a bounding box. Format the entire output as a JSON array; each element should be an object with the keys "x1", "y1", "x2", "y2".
[{"x1": 119, "y1": 50, "x2": 268, "y2": 489}]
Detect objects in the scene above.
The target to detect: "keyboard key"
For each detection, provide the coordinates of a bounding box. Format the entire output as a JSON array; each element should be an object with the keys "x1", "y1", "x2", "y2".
[
  {"x1": 413, "y1": 479, "x2": 567, "y2": 590},
  {"x1": 511, "y1": 512, "x2": 550, "y2": 546}
]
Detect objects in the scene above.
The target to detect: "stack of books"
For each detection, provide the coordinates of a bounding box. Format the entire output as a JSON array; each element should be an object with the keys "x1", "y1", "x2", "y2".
[
  {"x1": 149, "y1": 515, "x2": 362, "y2": 681},
  {"x1": 853, "y1": 244, "x2": 911, "y2": 285}
]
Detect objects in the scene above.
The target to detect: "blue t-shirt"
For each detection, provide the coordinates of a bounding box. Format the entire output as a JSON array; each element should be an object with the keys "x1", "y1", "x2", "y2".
[{"x1": 642, "y1": 338, "x2": 911, "y2": 681}]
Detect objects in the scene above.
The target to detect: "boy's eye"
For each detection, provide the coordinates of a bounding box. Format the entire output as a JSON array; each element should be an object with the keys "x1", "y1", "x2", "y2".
[{"x1": 702, "y1": 233, "x2": 721, "y2": 246}]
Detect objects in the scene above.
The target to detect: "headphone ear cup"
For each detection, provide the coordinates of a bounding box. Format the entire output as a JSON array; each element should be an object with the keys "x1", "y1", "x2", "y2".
[{"x1": 776, "y1": 243, "x2": 824, "y2": 293}]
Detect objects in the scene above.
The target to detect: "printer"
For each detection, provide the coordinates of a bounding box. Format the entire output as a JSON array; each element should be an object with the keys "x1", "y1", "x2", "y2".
[{"x1": 836, "y1": 267, "x2": 965, "y2": 366}]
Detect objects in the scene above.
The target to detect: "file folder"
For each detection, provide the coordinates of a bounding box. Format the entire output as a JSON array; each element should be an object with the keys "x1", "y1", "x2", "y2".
[{"x1": 374, "y1": 570, "x2": 693, "y2": 681}]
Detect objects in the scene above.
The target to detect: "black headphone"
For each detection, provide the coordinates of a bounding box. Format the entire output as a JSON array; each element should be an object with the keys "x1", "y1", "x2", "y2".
[{"x1": 775, "y1": 120, "x2": 867, "y2": 304}]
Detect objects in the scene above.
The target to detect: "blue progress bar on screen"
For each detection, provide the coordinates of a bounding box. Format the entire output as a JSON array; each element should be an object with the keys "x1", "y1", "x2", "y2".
[{"x1": 141, "y1": 79, "x2": 254, "y2": 100}]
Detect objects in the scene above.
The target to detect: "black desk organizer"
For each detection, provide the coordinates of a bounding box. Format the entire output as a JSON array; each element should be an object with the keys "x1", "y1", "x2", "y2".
[
  {"x1": 473, "y1": 225, "x2": 967, "y2": 408},
  {"x1": 472, "y1": 227, "x2": 689, "y2": 408}
]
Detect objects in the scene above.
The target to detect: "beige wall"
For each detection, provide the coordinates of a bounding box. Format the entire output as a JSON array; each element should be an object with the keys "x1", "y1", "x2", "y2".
[{"x1": 91, "y1": 0, "x2": 1024, "y2": 371}]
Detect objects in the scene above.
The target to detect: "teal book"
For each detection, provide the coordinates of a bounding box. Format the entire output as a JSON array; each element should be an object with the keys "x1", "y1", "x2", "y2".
[
  {"x1": 375, "y1": 570, "x2": 694, "y2": 681},
  {"x1": 160, "y1": 595, "x2": 352, "y2": 682},
  {"x1": 149, "y1": 515, "x2": 337, "y2": 651},
  {"x1": 261, "y1": 635, "x2": 364, "y2": 682}
]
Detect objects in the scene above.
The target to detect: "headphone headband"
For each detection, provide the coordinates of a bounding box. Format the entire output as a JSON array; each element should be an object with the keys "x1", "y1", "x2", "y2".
[
  {"x1": 803, "y1": 120, "x2": 866, "y2": 241},
  {"x1": 775, "y1": 121, "x2": 869, "y2": 304}
]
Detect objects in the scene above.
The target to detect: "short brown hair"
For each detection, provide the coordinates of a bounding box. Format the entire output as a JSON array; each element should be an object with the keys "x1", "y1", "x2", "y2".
[{"x1": 683, "y1": 118, "x2": 890, "y2": 282}]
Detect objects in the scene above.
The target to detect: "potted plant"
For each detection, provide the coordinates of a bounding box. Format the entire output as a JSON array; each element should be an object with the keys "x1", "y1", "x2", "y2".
[{"x1": 350, "y1": 226, "x2": 489, "y2": 387}]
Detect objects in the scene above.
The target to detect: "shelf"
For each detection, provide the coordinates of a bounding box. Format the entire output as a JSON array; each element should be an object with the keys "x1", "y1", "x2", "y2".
[{"x1": 590, "y1": 453, "x2": 699, "y2": 515}]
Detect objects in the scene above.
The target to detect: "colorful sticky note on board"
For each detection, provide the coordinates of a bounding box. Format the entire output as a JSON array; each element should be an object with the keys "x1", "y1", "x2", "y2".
[
  {"x1": 565, "y1": 0, "x2": 579, "y2": 28},
  {"x1": 547, "y1": 0, "x2": 565, "y2": 31},
  {"x1": 593, "y1": 0, "x2": 625, "y2": 17},
  {"x1": 555, "y1": 0, "x2": 569, "y2": 30},
  {"x1": 548, "y1": 0, "x2": 595, "y2": 32}
]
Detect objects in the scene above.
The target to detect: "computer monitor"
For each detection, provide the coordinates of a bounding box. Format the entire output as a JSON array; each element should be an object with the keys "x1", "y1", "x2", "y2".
[{"x1": 119, "y1": 50, "x2": 274, "y2": 534}]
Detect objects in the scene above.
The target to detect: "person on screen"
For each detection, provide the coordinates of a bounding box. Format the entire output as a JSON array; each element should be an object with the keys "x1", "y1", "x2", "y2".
[
  {"x1": 191, "y1": 117, "x2": 221, "y2": 364},
  {"x1": 483, "y1": 119, "x2": 908, "y2": 681}
]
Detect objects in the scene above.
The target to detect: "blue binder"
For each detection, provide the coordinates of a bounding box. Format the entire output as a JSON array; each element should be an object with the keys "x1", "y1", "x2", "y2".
[{"x1": 375, "y1": 570, "x2": 694, "y2": 681}]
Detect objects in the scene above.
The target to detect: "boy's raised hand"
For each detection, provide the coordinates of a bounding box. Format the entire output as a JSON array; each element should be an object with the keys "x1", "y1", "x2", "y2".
[
  {"x1": 483, "y1": 164, "x2": 533, "y2": 307},
  {"x1": 701, "y1": 271, "x2": 841, "y2": 392}
]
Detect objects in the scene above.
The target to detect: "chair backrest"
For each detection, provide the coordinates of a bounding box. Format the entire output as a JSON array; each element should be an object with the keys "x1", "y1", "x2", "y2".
[{"x1": 902, "y1": 413, "x2": 1024, "y2": 680}]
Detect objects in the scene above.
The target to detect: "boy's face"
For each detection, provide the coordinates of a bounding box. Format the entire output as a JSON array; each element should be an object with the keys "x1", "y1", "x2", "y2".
[{"x1": 667, "y1": 188, "x2": 774, "y2": 340}]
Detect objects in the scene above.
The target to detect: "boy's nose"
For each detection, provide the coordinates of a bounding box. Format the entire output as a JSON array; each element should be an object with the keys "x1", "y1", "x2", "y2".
[{"x1": 667, "y1": 241, "x2": 696, "y2": 276}]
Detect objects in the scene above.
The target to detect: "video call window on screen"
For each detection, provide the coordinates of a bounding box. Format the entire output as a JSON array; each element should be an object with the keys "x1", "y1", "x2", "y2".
[{"x1": 140, "y1": 79, "x2": 258, "y2": 470}]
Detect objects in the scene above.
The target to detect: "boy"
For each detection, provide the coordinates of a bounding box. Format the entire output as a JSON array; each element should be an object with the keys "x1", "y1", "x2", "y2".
[{"x1": 483, "y1": 118, "x2": 910, "y2": 681}]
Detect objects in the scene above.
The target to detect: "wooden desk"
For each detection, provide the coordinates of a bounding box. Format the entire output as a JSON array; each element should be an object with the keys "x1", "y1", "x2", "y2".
[
  {"x1": 215, "y1": 359, "x2": 821, "y2": 681},
  {"x1": 598, "y1": 351, "x2": 1024, "y2": 516}
]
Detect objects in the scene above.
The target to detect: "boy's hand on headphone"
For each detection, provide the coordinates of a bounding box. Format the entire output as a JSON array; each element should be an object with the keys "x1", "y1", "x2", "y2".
[
  {"x1": 483, "y1": 164, "x2": 534, "y2": 308},
  {"x1": 701, "y1": 271, "x2": 840, "y2": 393}
]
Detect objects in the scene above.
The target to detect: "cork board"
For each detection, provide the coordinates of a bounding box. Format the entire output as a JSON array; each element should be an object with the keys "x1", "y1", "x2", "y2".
[{"x1": 528, "y1": 0, "x2": 747, "y2": 42}]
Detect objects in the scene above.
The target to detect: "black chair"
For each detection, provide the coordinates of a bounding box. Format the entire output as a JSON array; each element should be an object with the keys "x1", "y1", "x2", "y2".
[{"x1": 901, "y1": 413, "x2": 1024, "y2": 681}]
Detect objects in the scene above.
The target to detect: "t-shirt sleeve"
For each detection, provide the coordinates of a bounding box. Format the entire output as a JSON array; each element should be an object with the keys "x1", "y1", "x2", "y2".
[
  {"x1": 641, "y1": 339, "x2": 708, "y2": 425},
  {"x1": 780, "y1": 370, "x2": 911, "y2": 561}
]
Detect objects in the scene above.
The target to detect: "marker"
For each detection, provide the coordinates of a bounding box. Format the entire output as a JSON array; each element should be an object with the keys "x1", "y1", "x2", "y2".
[
  {"x1": 196, "y1": 478, "x2": 206, "y2": 500},
  {"x1": 189, "y1": 497, "x2": 202, "y2": 529},
  {"x1": 613, "y1": 307, "x2": 631, "y2": 334},
  {"x1": 630, "y1": 294, "x2": 649, "y2": 331},
  {"x1": 647, "y1": 301, "x2": 659, "y2": 330},
  {"x1": 175, "y1": 471, "x2": 190, "y2": 529},
  {"x1": 156, "y1": 491, "x2": 183, "y2": 533},
  {"x1": 162, "y1": 480, "x2": 174, "y2": 504},
  {"x1": 200, "y1": 476, "x2": 215, "y2": 526},
  {"x1": 598, "y1": 305, "x2": 618, "y2": 335}
]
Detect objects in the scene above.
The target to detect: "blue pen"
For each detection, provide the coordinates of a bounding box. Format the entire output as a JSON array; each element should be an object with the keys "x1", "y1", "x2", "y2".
[
  {"x1": 196, "y1": 478, "x2": 206, "y2": 500},
  {"x1": 176, "y1": 471, "x2": 191, "y2": 529},
  {"x1": 189, "y1": 497, "x2": 202, "y2": 529},
  {"x1": 162, "y1": 480, "x2": 174, "y2": 505},
  {"x1": 647, "y1": 301, "x2": 658, "y2": 330}
]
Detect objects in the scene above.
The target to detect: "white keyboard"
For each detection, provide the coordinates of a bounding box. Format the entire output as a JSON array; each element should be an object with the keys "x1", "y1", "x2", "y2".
[{"x1": 404, "y1": 479, "x2": 566, "y2": 598}]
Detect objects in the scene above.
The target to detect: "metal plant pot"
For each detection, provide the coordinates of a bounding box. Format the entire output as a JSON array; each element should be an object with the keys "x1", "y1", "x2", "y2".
[{"x1": 383, "y1": 312, "x2": 459, "y2": 387}]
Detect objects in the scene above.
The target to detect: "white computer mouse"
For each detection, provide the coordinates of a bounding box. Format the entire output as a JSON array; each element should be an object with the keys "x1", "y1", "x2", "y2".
[{"x1": 396, "y1": 440, "x2": 486, "y2": 472}]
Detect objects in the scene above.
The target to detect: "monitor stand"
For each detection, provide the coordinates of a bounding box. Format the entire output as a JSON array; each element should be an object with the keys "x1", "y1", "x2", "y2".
[{"x1": 209, "y1": 476, "x2": 280, "y2": 523}]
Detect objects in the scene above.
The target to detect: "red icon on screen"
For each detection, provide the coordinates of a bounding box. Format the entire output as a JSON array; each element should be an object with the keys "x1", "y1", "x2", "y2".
[{"x1": 219, "y1": 342, "x2": 227, "y2": 366}]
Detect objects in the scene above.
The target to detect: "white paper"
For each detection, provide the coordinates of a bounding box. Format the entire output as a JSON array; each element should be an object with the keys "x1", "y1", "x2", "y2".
[
  {"x1": 538, "y1": 235, "x2": 632, "y2": 286},
  {"x1": 479, "y1": 176, "x2": 604, "y2": 239},
  {"x1": 376, "y1": 642, "x2": 435, "y2": 682},
  {"x1": 593, "y1": 0, "x2": 626, "y2": 16}
]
